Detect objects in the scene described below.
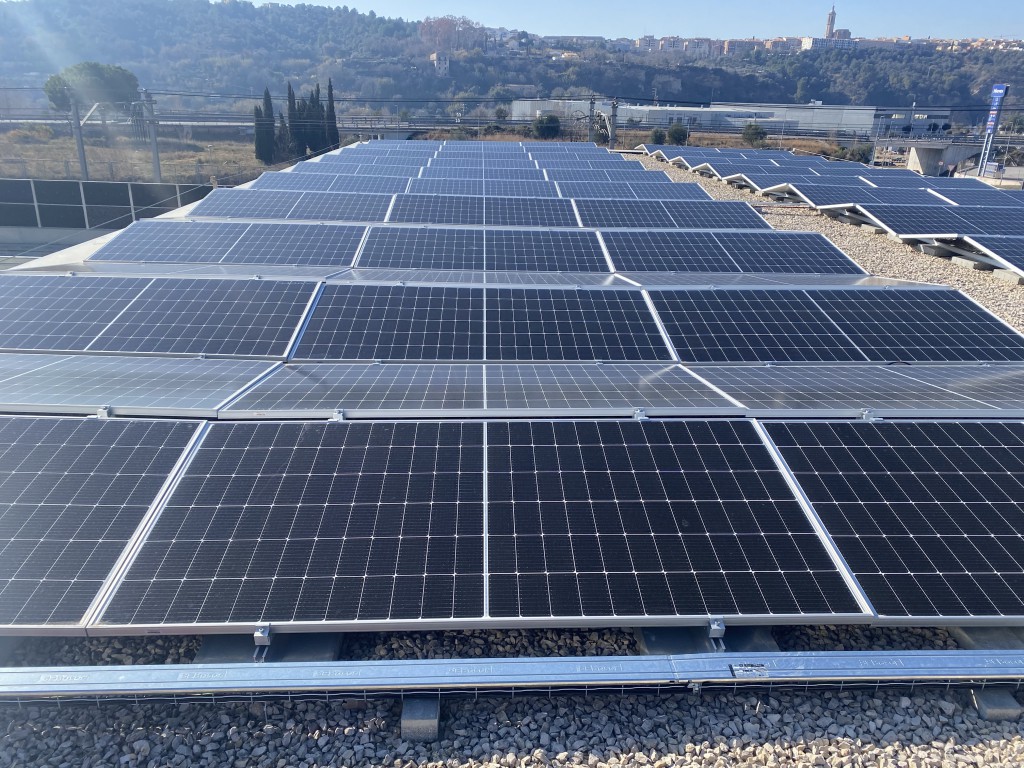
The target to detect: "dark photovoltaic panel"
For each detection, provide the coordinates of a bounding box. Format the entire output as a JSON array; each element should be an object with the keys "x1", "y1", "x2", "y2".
[
  {"x1": 691, "y1": 364, "x2": 1007, "y2": 413},
  {"x1": 100, "y1": 421, "x2": 485, "y2": 626},
  {"x1": 964, "y1": 236, "x2": 1024, "y2": 272},
  {"x1": 766, "y1": 420, "x2": 1024, "y2": 617},
  {"x1": 296, "y1": 162, "x2": 419, "y2": 177},
  {"x1": 285, "y1": 192, "x2": 392, "y2": 222},
  {"x1": 629, "y1": 183, "x2": 712, "y2": 201},
  {"x1": 250, "y1": 173, "x2": 339, "y2": 192},
  {"x1": 327, "y1": 176, "x2": 410, "y2": 195},
  {"x1": 650, "y1": 289, "x2": 866, "y2": 363},
  {"x1": 486, "y1": 230, "x2": 608, "y2": 272},
  {"x1": 711, "y1": 232, "x2": 864, "y2": 274},
  {"x1": 90, "y1": 221, "x2": 250, "y2": 263},
  {"x1": 293, "y1": 284, "x2": 484, "y2": 360},
  {"x1": 855, "y1": 205, "x2": 984, "y2": 237},
  {"x1": 407, "y1": 179, "x2": 485, "y2": 197},
  {"x1": 882, "y1": 365, "x2": 1024, "y2": 410},
  {"x1": 0, "y1": 276, "x2": 147, "y2": 352},
  {"x1": 603, "y1": 231, "x2": 738, "y2": 272},
  {"x1": 575, "y1": 199, "x2": 678, "y2": 229},
  {"x1": 792, "y1": 184, "x2": 941, "y2": 208},
  {"x1": 0, "y1": 355, "x2": 274, "y2": 413},
  {"x1": 0, "y1": 417, "x2": 198, "y2": 626},
  {"x1": 484, "y1": 197, "x2": 578, "y2": 227},
  {"x1": 808, "y1": 288, "x2": 1024, "y2": 362},
  {"x1": 223, "y1": 363, "x2": 485, "y2": 414},
  {"x1": 87, "y1": 279, "x2": 316, "y2": 357},
  {"x1": 222, "y1": 223, "x2": 365, "y2": 266},
  {"x1": 190, "y1": 189, "x2": 300, "y2": 219},
  {"x1": 953, "y1": 207, "x2": 1024, "y2": 237},
  {"x1": 357, "y1": 228, "x2": 486, "y2": 270},
  {"x1": 488, "y1": 420, "x2": 861, "y2": 619},
  {"x1": 388, "y1": 194, "x2": 485, "y2": 225},
  {"x1": 929, "y1": 188, "x2": 1024, "y2": 207},
  {"x1": 661, "y1": 201, "x2": 771, "y2": 230},
  {"x1": 545, "y1": 169, "x2": 672, "y2": 183},
  {"x1": 485, "y1": 288, "x2": 672, "y2": 361},
  {"x1": 485, "y1": 364, "x2": 736, "y2": 410},
  {"x1": 485, "y1": 180, "x2": 560, "y2": 199}
]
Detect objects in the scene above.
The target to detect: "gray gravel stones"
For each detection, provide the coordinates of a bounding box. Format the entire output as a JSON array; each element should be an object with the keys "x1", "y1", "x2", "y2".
[
  {"x1": 6, "y1": 634, "x2": 201, "y2": 667},
  {"x1": 3, "y1": 688, "x2": 1024, "y2": 767},
  {"x1": 774, "y1": 625, "x2": 959, "y2": 652},
  {"x1": 345, "y1": 628, "x2": 639, "y2": 660}
]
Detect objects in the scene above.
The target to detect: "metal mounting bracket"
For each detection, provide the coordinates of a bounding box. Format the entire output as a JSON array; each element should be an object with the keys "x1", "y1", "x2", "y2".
[
  {"x1": 253, "y1": 625, "x2": 271, "y2": 663},
  {"x1": 633, "y1": 408, "x2": 649, "y2": 421},
  {"x1": 96, "y1": 406, "x2": 112, "y2": 419},
  {"x1": 331, "y1": 409, "x2": 346, "y2": 422},
  {"x1": 708, "y1": 617, "x2": 726, "y2": 652}
]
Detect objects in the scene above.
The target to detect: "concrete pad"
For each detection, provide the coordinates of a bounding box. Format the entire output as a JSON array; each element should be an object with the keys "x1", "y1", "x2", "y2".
[
  {"x1": 971, "y1": 688, "x2": 1023, "y2": 721},
  {"x1": 951, "y1": 255, "x2": 988, "y2": 270},
  {"x1": 993, "y1": 269, "x2": 1024, "y2": 285},
  {"x1": 402, "y1": 696, "x2": 441, "y2": 741},
  {"x1": 860, "y1": 224, "x2": 885, "y2": 234}
]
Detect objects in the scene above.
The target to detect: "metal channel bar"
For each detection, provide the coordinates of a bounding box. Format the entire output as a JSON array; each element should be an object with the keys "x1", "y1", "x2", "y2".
[
  {"x1": 80, "y1": 421, "x2": 212, "y2": 630},
  {"x1": 5, "y1": 649, "x2": 1024, "y2": 699},
  {"x1": 673, "y1": 364, "x2": 747, "y2": 409},
  {"x1": 639, "y1": 290, "x2": 681, "y2": 363},
  {"x1": 481, "y1": 421, "x2": 490, "y2": 618},
  {"x1": 593, "y1": 230, "x2": 617, "y2": 273},
  {"x1": 751, "y1": 419, "x2": 877, "y2": 618},
  {"x1": 281, "y1": 282, "x2": 326, "y2": 360},
  {"x1": 347, "y1": 225, "x2": 374, "y2": 269}
]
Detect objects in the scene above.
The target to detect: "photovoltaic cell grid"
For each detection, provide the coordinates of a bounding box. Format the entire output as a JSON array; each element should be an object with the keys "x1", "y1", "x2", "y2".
[
  {"x1": 486, "y1": 230, "x2": 607, "y2": 272},
  {"x1": 859, "y1": 205, "x2": 1024, "y2": 238},
  {"x1": 965, "y1": 236, "x2": 1024, "y2": 273},
  {"x1": 222, "y1": 223, "x2": 365, "y2": 266},
  {"x1": 0, "y1": 417, "x2": 198, "y2": 626},
  {"x1": 766, "y1": 421, "x2": 1024, "y2": 618},
  {"x1": 100, "y1": 421, "x2": 485, "y2": 626},
  {"x1": 487, "y1": 420, "x2": 862, "y2": 619},
  {"x1": 91, "y1": 221, "x2": 251, "y2": 263},
  {"x1": 357, "y1": 228, "x2": 486, "y2": 270}
]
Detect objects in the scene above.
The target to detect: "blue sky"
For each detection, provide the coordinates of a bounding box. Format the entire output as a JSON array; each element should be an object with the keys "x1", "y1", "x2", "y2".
[{"x1": 280, "y1": 1, "x2": 1019, "y2": 40}]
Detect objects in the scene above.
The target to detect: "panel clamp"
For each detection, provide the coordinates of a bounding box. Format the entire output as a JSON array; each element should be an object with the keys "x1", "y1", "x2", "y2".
[
  {"x1": 253, "y1": 624, "x2": 272, "y2": 662},
  {"x1": 708, "y1": 617, "x2": 726, "y2": 652},
  {"x1": 331, "y1": 409, "x2": 346, "y2": 422},
  {"x1": 633, "y1": 408, "x2": 649, "y2": 421},
  {"x1": 860, "y1": 408, "x2": 881, "y2": 422},
  {"x1": 96, "y1": 406, "x2": 112, "y2": 419}
]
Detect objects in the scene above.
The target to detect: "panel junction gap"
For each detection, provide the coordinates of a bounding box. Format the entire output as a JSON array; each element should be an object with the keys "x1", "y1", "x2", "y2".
[
  {"x1": 482, "y1": 420, "x2": 490, "y2": 618},
  {"x1": 640, "y1": 289, "x2": 682, "y2": 362},
  {"x1": 282, "y1": 282, "x2": 327, "y2": 360},
  {"x1": 82, "y1": 278, "x2": 157, "y2": 351}
]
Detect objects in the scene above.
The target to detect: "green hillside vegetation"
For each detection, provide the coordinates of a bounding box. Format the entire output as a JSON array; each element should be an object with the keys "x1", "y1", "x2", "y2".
[{"x1": 1, "y1": 0, "x2": 1022, "y2": 116}]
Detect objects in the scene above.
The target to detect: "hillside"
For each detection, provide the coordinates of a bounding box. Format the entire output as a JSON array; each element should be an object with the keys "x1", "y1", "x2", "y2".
[{"x1": 0, "y1": 0, "x2": 1022, "y2": 116}]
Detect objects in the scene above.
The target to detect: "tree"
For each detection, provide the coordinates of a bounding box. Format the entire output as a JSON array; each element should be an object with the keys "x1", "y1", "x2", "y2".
[
  {"x1": 742, "y1": 122, "x2": 767, "y2": 147},
  {"x1": 494, "y1": 106, "x2": 509, "y2": 122},
  {"x1": 275, "y1": 111, "x2": 290, "y2": 161},
  {"x1": 253, "y1": 88, "x2": 276, "y2": 164},
  {"x1": 326, "y1": 79, "x2": 340, "y2": 149},
  {"x1": 533, "y1": 114, "x2": 560, "y2": 139},
  {"x1": 649, "y1": 128, "x2": 666, "y2": 144},
  {"x1": 667, "y1": 123, "x2": 688, "y2": 145},
  {"x1": 44, "y1": 62, "x2": 139, "y2": 112}
]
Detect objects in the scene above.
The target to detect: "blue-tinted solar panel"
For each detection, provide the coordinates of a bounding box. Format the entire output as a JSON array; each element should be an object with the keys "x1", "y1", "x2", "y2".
[
  {"x1": 90, "y1": 221, "x2": 249, "y2": 263},
  {"x1": 388, "y1": 194, "x2": 484, "y2": 225},
  {"x1": 965, "y1": 236, "x2": 1024, "y2": 272},
  {"x1": 293, "y1": 284, "x2": 484, "y2": 360},
  {"x1": 250, "y1": 173, "x2": 338, "y2": 192},
  {"x1": 222, "y1": 223, "x2": 365, "y2": 266},
  {"x1": 484, "y1": 197, "x2": 578, "y2": 227},
  {"x1": 486, "y1": 230, "x2": 608, "y2": 272},
  {"x1": 407, "y1": 178, "x2": 485, "y2": 197},
  {"x1": 485, "y1": 180, "x2": 560, "y2": 198},
  {"x1": 0, "y1": 276, "x2": 147, "y2": 352},
  {"x1": 485, "y1": 288, "x2": 671, "y2": 361},
  {"x1": 87, "y1": 278, "x2": 316, "y2": 357},
  {"x1": 661, "y1": 201, "x2": 771, "y2": 230},
  {"x1": 326, "y1": 176, "x2": 410, "y2": 195},
  {"x1": 711, "y1": 232, "x2": 864, "y2": 274},
  {"x1": 358, "y1": 228, "x2": 485, "y2": 270},
  {"x1": 190, "y1": 189, "x2": 300, "y2": 219},
  {"x1": 630, "y1": 183, "x2": 712, "y2": 201},
  {"x1": 285, "y1": 192, "x2": 392, "y2": 223},
  {"x1": 603, "y1": 231, "x2": 738, "y2": 272},
  {"x1": 575, "y1": 199, "x2": 677, "y2": 228}
]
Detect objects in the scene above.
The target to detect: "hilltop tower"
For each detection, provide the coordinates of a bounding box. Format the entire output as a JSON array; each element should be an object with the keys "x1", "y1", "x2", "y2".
[{"x1": 826, "y1": 5, "x2": 837, "y2": 39}]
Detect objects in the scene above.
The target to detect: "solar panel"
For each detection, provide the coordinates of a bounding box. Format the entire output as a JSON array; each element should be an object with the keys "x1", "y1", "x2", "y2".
[
  {"x1": 407, "y1": 179, "x2": 485, "y2": 197},
  {"x1": 388, "y1": 194, "x2": 485, "y2": 225},
  {"x1": 90, "y1": 221, "x2": 250, "y2": 263},
  {"x1": 486, "y1": 229, "x2": 608, "y2": 272},
  {"x1": 488, "y1": 420, "x2": 862, "y2": 619},
  {"x1": 221, "y1": 223, "x2": 365, "y2": 266},
  {"x1": 603, "y1": 231, "x2": 739, "y2": 272},
  {"x1": 0, "y1": 417, "x2": 198, "y2": 626},
  {"x1": 87, "y1": 278, "x2": 316, "y2": 357},
  {"x1": 808, "y1": 288, "x2": 1024, "y2": 362},
  {"x1": 765, "y1": 420, "x2": 1024, "y2": 618},
  {"x1": 326, "y1": 176, "x2": 411, "y2": 195},
  {"x1": 484, "y1": 180, "x2": 560, "y2": 199},
  {"x1": 650, "y1": 289, "x2": 867, "y2": 363},
  {"x1": 223, "y1": 363, "x2": 485, "y2": 415},
  {"x1": 357, "y1": 228, "x2": 486, "y2": 270},
  {"x1": 661, "y1": 201, "x2": 771, "y2": 230},
  {"x1": 484, "y1": 197, "x2": 578, "y2": 227},
  {"x1": 292, "y1": 284, "x2": 484, "y2": 360},
  {"x1": 575, "y1": 199, "x2": 678, "y2": 229},
  {"x1": 963, "y1": 236, "x2": 1024, "y2": 273},
  {"x1": 791, "y1": 184, "x2": 941, "y2": 208},
  {"x1": 690, "y1": 364, "x2": 1008, "y2": 413},
  {"x1": 190, "y1": 189, "x2": 300, "y2": 219},
  {"x1": 485, "y1": 363, "x2": 736, "y2": 410},
  {"x1": 296, "y1": 162, "x2": 420, "y2": 177},
  {"x1": 250, "y1": 172, "x2": 338, "y2": 192},
  {"x1": 711, "y1": 231, "x2": 864, "y2": 274},
  {"x1": 931, "y1": 189, "x2": 1024, "y2": 207},
  {"x1": 953, "y1": 207, "x2": 1024, "y2": 237},
  {"x1": 485, "y1": 288, "x2": 672, "y2": 361},
  {"x1": 100, "y1": 421, "x2": 485, "y2": 626},
  {"x1": 0, "y1": 276, "x2": 147, "y2": 352},
  {"x1": 629, "y1": 183, "x2": 712, "y2": 201},
  {"x1": 545, "y1": 169, "x2": 671, "y2": 183},
  {"x1": 284, "y1": 192, "x2": 392, "y2": 223},
  {"x1": 0, "y1": 355, "x2": 274, "y2": 415}
]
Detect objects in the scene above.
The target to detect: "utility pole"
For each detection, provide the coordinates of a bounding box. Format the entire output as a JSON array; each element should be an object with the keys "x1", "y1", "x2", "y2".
[
  {"x1": 588, "y1": 97, "x2": 595, "y2": 143},
  {"x1": 67, "y1": 88, "x2": 89, "y2": 181},
  {"x1": 608, "y1": 99, "x2": 618, "y2": 150},
  {"x1": 140, "y1": 88, "x2": 162, "y2": 182}
]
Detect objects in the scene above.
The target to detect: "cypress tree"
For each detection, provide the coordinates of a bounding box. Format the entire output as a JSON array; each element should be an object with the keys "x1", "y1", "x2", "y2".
[
  {"x1": 286, "y1": 82, "x2": 302, "y2": 158},
  {"x1": 254, "y1": 87, "x2": 276, "y2": 164},
  {"x1": 275, "y1": 110, "x2": 289, "y2": 162},
  {"x1": 326, "y1": 79, "x2": 340, "y2": 149}
]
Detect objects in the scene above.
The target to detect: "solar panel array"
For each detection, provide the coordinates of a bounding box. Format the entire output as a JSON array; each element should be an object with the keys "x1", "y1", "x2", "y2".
[{"x1": 2, "y1": 139, "x2": 1024, "y2": 635}]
